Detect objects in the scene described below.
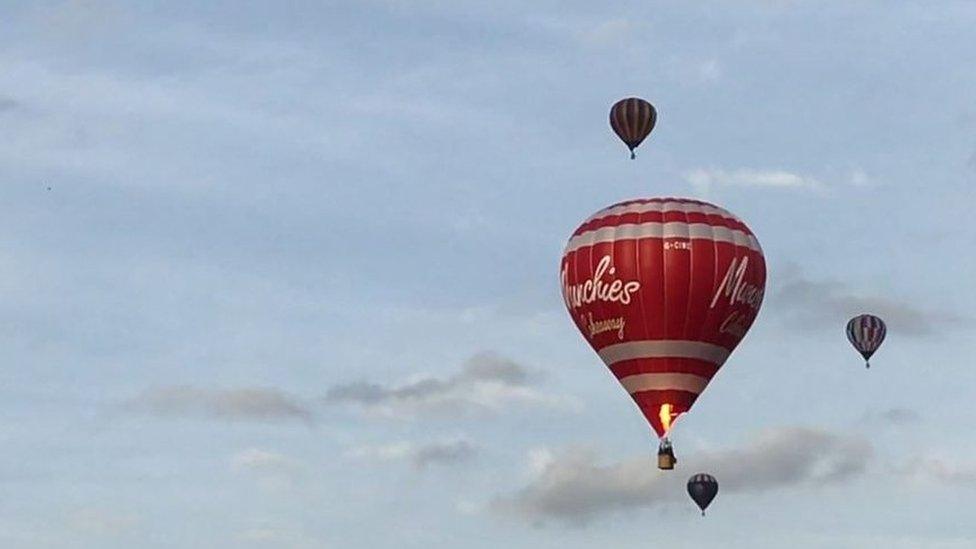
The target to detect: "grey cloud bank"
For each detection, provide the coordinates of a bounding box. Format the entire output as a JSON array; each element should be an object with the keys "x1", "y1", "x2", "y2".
[
  {"x1": 772, "y1": 269, "x2": 968, "y2": 336},
  {"x1": 124, "y1": 386, "x2": 313, "y2": 423},
  {"x1": 348, "y1": 438, "x2": 479, "y2": 470},
  {"x1": 325, "y1": 352, "x2": 573, "y2": 416},
  {"x1": 496, "y1": 426, "x2": 872, "y2": 524}
]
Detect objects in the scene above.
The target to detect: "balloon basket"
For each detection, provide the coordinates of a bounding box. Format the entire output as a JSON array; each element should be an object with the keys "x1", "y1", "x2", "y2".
[{"x1": 657, "y1": 439, "x2": 676, "y2": 470}]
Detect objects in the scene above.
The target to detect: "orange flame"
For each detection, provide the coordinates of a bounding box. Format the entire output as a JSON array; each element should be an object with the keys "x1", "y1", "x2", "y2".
[{"x1": 659, "y1": 403, "x2": 674, "y2": 435}]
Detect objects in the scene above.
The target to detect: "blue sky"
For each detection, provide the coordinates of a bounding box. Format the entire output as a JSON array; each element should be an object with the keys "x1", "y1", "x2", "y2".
[{"x1": 1, "y1": 1, "x2": 975, "y2": 547}]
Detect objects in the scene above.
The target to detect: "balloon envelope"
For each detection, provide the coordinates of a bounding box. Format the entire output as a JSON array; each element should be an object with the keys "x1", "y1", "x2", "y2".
[
  {"x1": 687, "y1": 473, "x2": 718, "y2": 514},
  {"x1": 560, "y1": 198, "x2": 766, "y2": 438},
  {"x1": 609, "y1": 97, "x2": 656, "y2": 158},
  {"x1": 846, "y1": 314, "x2": 886, "y2": 365}
]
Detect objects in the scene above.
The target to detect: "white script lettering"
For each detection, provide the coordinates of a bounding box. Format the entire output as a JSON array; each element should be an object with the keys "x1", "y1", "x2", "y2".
[
  {"x1": 586, "y1": 313, "x2": 627, "y2": 340},
  {"x1": 562, "y1": 256, "x2": 641, "y2": 311},
  {"x1": 709, "y1": 256, "x2": 764, "y2": 312}
]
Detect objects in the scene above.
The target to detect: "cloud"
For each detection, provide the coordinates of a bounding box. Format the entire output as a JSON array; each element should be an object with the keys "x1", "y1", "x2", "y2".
[
  {"x1": 0, "y1": 96, "x2": 20, "y2": 113},
  {"x1": 495, "y1": 447, "x2": 664, "y2": 525},
  {"x1": 231, "y1": 448, "x2": 302, "y2": 474},
  {"x1": 685, "y1": 168, "x2": 823, "y2": 195},
  {"x1": 348, "y1": 438, "x2": 479, "y2": 470},
  {"x1": 413, "y1": 439, "x2": 479, "y2": 469},
  {"x1": 325, "y1": 352, "x2": 575, "y2": 417},
  {"x1": 773, "y1": 269, "x2": 968, "y2": 336},
  {"x1": 237, "y1": 525, "x2": 325, "y2": 548},
  {"x1": 861, "y1": 407, "x2": 920, "y2": 426},
  {"x1": 231, "y1": 448, "x2": 305, "y2": 491},
  {"x1": 580, "y1": 19, "x2": 638, "y2": 48},
  {"x1": 494, "y1": 426, "x2": 872, "y2": 524},
  {"x1": 706, "y1": 427, "x2": 872, "y2": 491},
  {"x1": 698, "y1": 59, "x2": 722, "y2": 82},
  {"x1": 685, "y1": 167, "x2": 877, "y2": 196},
  {"x1": 240, "y1": 529, "x2": 286, "y2": 543},
  {"x1": 925, "y1": 460, "x2": 976, "y2": 486},
  {"x1": 902, "y1": 458, "x2": 976, "y2": 489},
  {"x1": 124, "y1": 386, "x2": 313, "y2": 423},
  {"x1": 849, "y1": 168, "x2": 874, "y2": 187}
]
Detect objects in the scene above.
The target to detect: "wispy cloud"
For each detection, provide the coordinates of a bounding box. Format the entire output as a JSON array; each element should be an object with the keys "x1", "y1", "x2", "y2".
[
  {"x1": 684, "y1": 167, "x2": 879, "y2": 195},
  {"x1": 861, "y1": 407, "x2": 920, "y2": 426},
  {"x1": 0, "y1": 96, "x2": 20, "y2": 112},
  {"x1": 849, "y1": 168, "x2": 874, "y2": 187},
  {"x1": 495, "y1": 426, "x2": 872, "y2": 524},
  {"x1": 236, "y1": 524, "x2": 325, "y2": 548},
  {"x1": 231, "y1": 448, "x2": 303, "y2": 474},
  {"x1": 697, "y1": 59, "x2": 722, "y2": 82},
  {"x1": 925, "y1": 460, "x2": 976, "y2": 486},
  {"x1": 124, "y1": 386, "x2": 313, "y2": 423},
  {"x1": 231, "y1": 448, "x2": 305, "y2": 491},
  {"x1": 348, "y1": 438, "x2": 479, "y2": 470},
  {"x1": 772, "y1": 269, "x2": 969, "y2": 336},
  {"x1": 579, "y1": 19, "x2": 639, "y2": 48},
  {"x1": 903, "y1": 458, "x2": 976, "y2": 488},
  {"x1": 685, "y1": 168, "x2": 823, "y2": 195},
  {"x1": 325, "y1": 352, "x2": 576, "y2": 417}
]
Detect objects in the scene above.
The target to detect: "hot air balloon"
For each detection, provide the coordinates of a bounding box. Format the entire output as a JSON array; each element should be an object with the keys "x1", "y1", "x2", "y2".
[
  {"x1": 609, "y1": 97, "x2": 656, "y2": 159},
  {"x1": 846, "y1": 314, "x2": 886, "y2": 368},
  {"x1": 560, "y1": 198, "x2": 766, "y2": 469},
  {"x1": 687, "y1": 473, "x2": 718, "y2": 515}
]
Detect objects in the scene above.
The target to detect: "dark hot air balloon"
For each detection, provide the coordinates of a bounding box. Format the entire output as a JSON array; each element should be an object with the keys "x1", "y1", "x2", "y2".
[
  {"x1": 560, "y1": 198, "x2": 766, "y2": 469},
  {"x1": 687, "y1": 473, "x2": 718, "y2": 515},
  {"x1": 609, "y1": 97, "x2": 657, "y2": 159},
  {"x1": 846, "y1": 314, "x2": 886, "y2": 368}
]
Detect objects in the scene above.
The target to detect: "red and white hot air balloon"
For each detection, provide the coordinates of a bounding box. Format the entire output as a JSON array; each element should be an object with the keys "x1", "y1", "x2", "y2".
[{"x1": 560, "y1": 198, "x2": 766, "y2": 469}]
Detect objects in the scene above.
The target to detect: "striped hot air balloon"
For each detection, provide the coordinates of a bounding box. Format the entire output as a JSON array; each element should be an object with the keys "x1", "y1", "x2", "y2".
[
  {"x1": 560, "y1": 198, "x2": 765, "y2": 467},
  {"x1": 609, "y1": 97, "x2": 657, "y2": 159},
  {"x1": 846, "y1": 314, "x2": 886, "y2": 368},
  {"x1": 687, "y1": 473, "x2": 719, "y2": 515}
]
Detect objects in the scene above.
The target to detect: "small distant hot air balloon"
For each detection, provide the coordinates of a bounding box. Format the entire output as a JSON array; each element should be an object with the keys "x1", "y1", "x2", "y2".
[
  {"x1": 561, "y1": 198, "x2": 766, "y2": 469},
  {"x1": 846, "y1": 314, "x2": 886, "y2": 368},
  {"x1": 609, "y1": 97, "x2": 657, "y2": 159},
  {"x1": 687, "y1": 473, "x2": 718, "y2": 515}
]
